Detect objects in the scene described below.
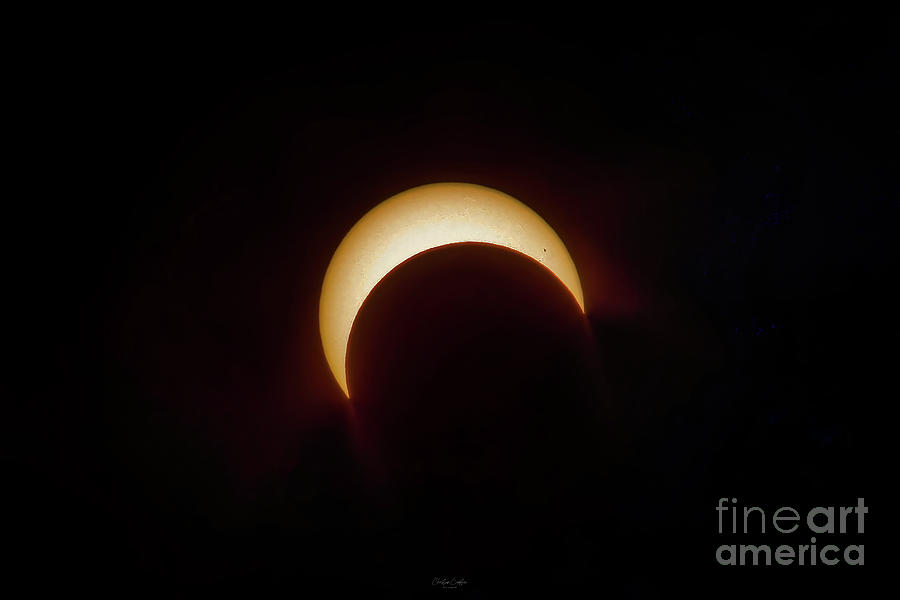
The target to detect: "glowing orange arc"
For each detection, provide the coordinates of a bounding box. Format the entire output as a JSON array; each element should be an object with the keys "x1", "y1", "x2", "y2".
[{"x1": 319, "y1": 182, "x2": 585, "y2": 397}]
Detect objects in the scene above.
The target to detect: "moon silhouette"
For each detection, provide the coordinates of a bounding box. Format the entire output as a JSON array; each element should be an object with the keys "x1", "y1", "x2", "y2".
[{"x1": 319, "y1": 182, "x2": 585, "y2": 397}]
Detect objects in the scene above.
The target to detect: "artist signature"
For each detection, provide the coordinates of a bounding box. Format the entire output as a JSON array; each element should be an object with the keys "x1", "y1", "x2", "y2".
[{"x1": 432, "y1": 577, "x2": 468, "y2": 589}]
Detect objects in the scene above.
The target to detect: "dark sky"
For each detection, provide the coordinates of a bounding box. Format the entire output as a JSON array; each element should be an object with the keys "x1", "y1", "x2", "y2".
[{"x1": 8, "y1": 8, "x2": 895, "y2": 597}]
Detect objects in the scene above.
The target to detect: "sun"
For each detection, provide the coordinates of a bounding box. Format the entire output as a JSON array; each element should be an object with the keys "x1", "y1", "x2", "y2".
[{"x1": 319, "y1": 182, "x2": 585, "y2": 397}]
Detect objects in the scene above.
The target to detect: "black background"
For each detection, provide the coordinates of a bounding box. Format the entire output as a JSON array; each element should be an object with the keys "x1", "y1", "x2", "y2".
[{"x1": 8, "y1": 7, "x2": 895, "y2": 597}]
